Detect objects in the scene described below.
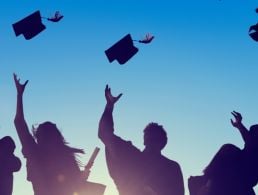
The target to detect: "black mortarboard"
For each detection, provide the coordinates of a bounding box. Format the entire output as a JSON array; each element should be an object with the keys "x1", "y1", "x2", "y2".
[
  {"x1": 12, "y1": 10, "x2": 46, "y2": 40},
  {"x1": 105, "y1": 34, "x2": 139, "y2": 65},
  {"x1": 249, "y1": 23, "x2": 258, "y2": 42}
]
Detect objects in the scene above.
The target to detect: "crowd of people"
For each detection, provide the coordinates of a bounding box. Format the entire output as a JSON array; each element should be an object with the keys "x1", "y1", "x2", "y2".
[{"x1": 0, "y1": 74, "x2": 258, "y2": 195}]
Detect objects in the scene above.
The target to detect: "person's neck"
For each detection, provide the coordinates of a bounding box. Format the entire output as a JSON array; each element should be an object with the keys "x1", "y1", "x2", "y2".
[{"x1": 143, "y1": 147, "x2": 161, "y2": 155}]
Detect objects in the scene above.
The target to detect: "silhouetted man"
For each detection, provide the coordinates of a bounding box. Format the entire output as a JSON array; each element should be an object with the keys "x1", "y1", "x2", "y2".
[{"x1": 98, "y1": 85, "x2": 184, "y2": 195}]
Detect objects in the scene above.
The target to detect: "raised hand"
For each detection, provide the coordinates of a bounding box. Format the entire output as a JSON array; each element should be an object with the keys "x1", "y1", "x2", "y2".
[
  {"x1": 105, "y1": 85, "x2": 122, "y2": 106},
  {"x1": 231, "y1": 111, "x2": 242, "y2": 128},
  {"x1": 13, "y1": 73, "x2": 28, "y2": 95}
]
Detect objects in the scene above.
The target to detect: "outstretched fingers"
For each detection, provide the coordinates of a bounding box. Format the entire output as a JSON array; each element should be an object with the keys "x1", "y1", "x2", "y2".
[
  {"x1": 105, "y1": 85, "x2": 111, "y2": 100},
  {"x1": 232, "y1": 110, "x2": 240, "y2": 117},
  {"x1": 13, "y1": 73, "x2": 29, "y2": 94},
  {"x1": 24, "y1": 80, "x2": 29, "y2": 86},
  {"x1": 232, "y1": 111, "x2": 242, "y2": 119},
  {"x1": 105, "y1": 85, "x2": 109, "y2": 96},
  {"x1": 230, "y1": 119, "x2": 235, "y2": 126},
  {"x1": 230, "y1": 110, "x2": 242, "y2": 127},
  {"x1": 13, "y1": 73, "x2": 28, "y2": 86},
  {"x1": 116, "y1": 93, "x2": 123, "y2": 102},
  {"x1": 13, "y1": 73, "x2": 19, "y2": 84},
  {"x1": 104, "y1": 84, "x2": 122, "y2": 104}
]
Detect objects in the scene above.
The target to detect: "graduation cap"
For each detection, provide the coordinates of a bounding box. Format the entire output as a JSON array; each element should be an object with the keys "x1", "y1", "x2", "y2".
[
  {"x1": 12, "y1": 10, "x2": 63, "y2": 40},
  {"x1": 12, "y1": 10, "x2": 46, "y2": 40},
  {"x1": 105, "y1": 34, "x2": 139, "y2": 65},
  {"x1": 249, "y1": 23, "x2": 258, "y2": 42},
  {"x1": 105, "y1": 33, "x2": 154, "y2": 65}
]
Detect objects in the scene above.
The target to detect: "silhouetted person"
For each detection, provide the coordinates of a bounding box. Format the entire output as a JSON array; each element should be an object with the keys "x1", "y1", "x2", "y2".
[
  {"x1": 188, "y1": 111, "x2": 258, "y2": 195},
  {"x1": 13, "y1": 74, "x2": 86, "y2": 195},
  {"x1": 0, "y1": 136, "x2": 21, "y2": 195},
  {"x1": 98, "y1": 85, "x2": 184, "y2": 195}
]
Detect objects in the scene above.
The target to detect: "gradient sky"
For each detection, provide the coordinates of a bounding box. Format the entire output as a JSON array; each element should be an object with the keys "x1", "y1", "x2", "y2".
[{"x1": 1, "y1": 1, "x2": 258, "y2": 195}]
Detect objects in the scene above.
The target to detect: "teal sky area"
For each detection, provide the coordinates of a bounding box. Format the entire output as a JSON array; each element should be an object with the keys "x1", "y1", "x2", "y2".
[{"x1": 1, "y1": 1, "x2": 258, "y2": 195}]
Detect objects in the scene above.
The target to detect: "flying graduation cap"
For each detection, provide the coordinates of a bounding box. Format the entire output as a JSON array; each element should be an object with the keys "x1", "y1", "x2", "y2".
[
  {"x1": 12, "y1": 10, "x2": 63, "y2": 40},
  {"x1": 105, "y1": 33, "x2": 154, "y2": 65},
  {"x1": 249, "y1": 8, "x2": 258, "y2": 42},
  {"x1": 249, "y1": 23, "x2": 258, "y2": 42}
]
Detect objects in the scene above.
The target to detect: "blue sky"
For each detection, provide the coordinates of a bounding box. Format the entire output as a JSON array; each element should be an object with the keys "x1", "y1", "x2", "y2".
[{"x1": 1, "y1": 1, "x2": 258, "y2": 195}]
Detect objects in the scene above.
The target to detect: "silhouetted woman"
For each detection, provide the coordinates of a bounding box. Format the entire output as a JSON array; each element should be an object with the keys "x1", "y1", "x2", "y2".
[
  {"x1": 0, "y1": 136, "x2": 21, "y2": 195},
  {"x1": 13, "y1": 74, "x2": 85, "y2": 195}
]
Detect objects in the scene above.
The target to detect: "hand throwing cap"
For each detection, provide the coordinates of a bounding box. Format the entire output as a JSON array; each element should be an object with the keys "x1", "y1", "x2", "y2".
[
  {"x1": 12, "y1": 10, "x2": 46, "y2": 40},
  {"x1": 105, "y1": 34, "x2": 139, "y2": 65}
]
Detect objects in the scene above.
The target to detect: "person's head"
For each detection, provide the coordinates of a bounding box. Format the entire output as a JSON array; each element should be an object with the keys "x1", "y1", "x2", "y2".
[
  {"x1": 32, "y1": 121, "x2": 84, "y2": 168},
  {"x1": 0, "y1": 136, "x2": 16, "y2": 154},
  {"x1": 33, "y1": 121, "x2": 65, "y2": 147},
  {"x1": 143, "y1": 122, "x2": 167, "y2": 151}
]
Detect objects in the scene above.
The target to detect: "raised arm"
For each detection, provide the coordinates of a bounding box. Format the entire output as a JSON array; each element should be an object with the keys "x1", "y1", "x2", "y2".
[
  {"x1": 13, "y1": 74, "x2": 35, "y2": 150},
  {"x1": 231, "y1": 111, "x2": 250, "y2": 144},
  {"x1": 98, "y1": 85, "x2": 122, "y2": 144}
]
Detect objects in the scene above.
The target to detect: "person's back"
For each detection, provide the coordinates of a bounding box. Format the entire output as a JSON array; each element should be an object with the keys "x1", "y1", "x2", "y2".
[
  {"x1": 140, "y1": 151, "x2": 184, "y2": 195},
  {"x1": 105, "y1": 144, "x2": 184, "y2": 195},
  {"x1": 203, "y1": 144, "x2": 250, "y2": 195},
  {"x1": 240, "y1": 124, "x2": 258, "y2": 194},
  {"x1": 140, "y1": 123, "x2": 184, "y2": 195},
  {"x1": 102, "y1": 133, "x2": 142, "y2": 195}
]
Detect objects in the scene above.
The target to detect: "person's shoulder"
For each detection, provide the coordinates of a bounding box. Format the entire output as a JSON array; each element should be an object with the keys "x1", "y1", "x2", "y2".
[
  {"x1": 161, "y1": 155, "x2": 181, "y2": 169},
  {"x1": 22, "y1": 142, "x2": 39, "y2": 159},
  {"x1": 112, "y1": 134, "x2": 131, "y2": 145},
  {"x1": 111, "y1": 134, "x2": 141, "y2": 153}
]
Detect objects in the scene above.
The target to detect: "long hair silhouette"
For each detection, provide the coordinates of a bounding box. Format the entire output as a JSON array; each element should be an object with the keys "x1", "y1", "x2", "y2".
[{"x1": 13, "y1": 74, "x2": 85, "y2": 195}]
